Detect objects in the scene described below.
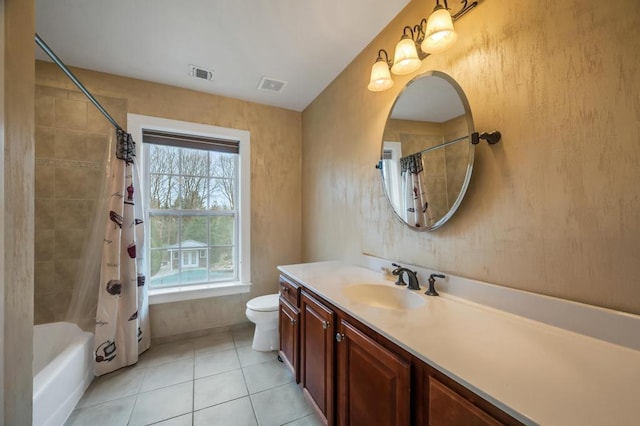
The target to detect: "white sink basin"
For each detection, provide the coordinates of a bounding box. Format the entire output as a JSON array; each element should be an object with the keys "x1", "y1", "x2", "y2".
[{"x1": 342, "y1": 283, "x2": 426, "y2": 310}]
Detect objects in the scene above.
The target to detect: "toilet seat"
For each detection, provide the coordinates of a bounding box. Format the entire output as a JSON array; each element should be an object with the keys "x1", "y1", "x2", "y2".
[{"x1": 246, "y1": 294, "x2": 279, "y2": 312}]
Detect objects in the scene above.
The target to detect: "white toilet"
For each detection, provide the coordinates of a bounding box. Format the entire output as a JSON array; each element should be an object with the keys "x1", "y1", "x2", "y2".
[{"x1": 245, "y1": 294, "x2": 280, "y2": 351}]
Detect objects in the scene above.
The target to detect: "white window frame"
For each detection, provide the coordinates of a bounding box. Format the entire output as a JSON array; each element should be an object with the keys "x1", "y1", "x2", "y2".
[{"x1": 128, "y1": 113, "x2": 251, "y2": 304}]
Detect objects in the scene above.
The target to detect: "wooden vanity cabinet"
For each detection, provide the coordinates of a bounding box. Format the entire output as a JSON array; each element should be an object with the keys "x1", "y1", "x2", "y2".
[
  {"x1": 278, "y1": 276, "x2": 301, "y2": 382},
  {"x1": 279, "y1": 298, "x2": 299, "y2": 382},
  {"x1": 300, "y1": 290, "x2": 335, "y2": 425},
  {"x1": 279, "y1": 274, "x2": 521, "y2": 426},
  {"x1": 336, "y1": 318, "x2": 410, "y2": 426}
]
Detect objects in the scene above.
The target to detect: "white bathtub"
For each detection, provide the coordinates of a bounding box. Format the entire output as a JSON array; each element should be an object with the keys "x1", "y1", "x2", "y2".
[{"x1": 33, "y1": 322, "x2": 94, "y2": 426}]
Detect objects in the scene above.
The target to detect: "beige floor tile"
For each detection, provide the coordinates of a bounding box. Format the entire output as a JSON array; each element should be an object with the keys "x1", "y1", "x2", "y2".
[
  {"x1": 232, "y1": 326, "x2": 255, "y2": 348},
  {"x1": 193, "y1": 397, "x2": 257, "y2": 426},
  {"x1": 190, "y1": 332, "x2": 235, "y2": 356},
  {"x1": 194, "y1": 348, "x2": 240, "y2": 379},
  {"x1": 129, "y1": 381, "x2": 193, "y2": 426},
  {"x1": 140, "y1": 357, "x2": 194, "y2": 392},
  {"x1": 194, "y1": 369, "x2": 248, "y2": 410},
  {"x1": 243, "y1": 359, "x2": 294, "y2": 394},
  {"x1": 137, "y1": 340, "x2": 195, "y2": 368},
  {"x1": 65, "y1": 395, "x2": 136, "y2": 426},
  {"x1": 236, "y1": 345, "x2": 278, "y2": 367},
  {"x1": 251, "y1": 383, "x2": 313, "y2": 426},
  {"x1": 76, "y1": 366, "x2": 145, "y2": 408},
  {"x1": 152, "y1": 413, "x2": 193, "y2": 426},
  {"x1": 283, "y1": 413, "x2": 324, "y2": 426}
]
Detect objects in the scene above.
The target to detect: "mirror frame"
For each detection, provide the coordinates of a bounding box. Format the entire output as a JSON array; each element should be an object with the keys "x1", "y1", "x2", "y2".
[{"x1": 381, "y1": 70, "x2": 475, "y2": 231}]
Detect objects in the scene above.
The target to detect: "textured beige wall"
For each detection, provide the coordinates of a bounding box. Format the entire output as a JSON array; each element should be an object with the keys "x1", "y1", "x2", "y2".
[
  {"x1": 36, "y1": 61, "x2": 302, "y2": 338},
  {"x1": 301, "y1": 0, "x2": 640, "y2": 314},
  {"x1": 4, "y1": 0, "x2": 35, "y2": 423}
]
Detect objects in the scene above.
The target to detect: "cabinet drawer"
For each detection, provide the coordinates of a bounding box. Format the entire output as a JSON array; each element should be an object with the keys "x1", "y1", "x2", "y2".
[
  {"x1": 428, "y1": 377, "x2": 502, "y2": 426},
  {"x1": 279, "y1": 275, "x2": 300, "y2": 307}
]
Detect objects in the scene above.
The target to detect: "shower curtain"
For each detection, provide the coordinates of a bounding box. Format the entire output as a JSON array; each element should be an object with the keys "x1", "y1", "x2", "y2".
[
  {"x1": 400, "y1": 152, "x2": 433, "y2": 228},
  {"x1": 94, "y1": 129, "x2": 150, "y2": 376}
]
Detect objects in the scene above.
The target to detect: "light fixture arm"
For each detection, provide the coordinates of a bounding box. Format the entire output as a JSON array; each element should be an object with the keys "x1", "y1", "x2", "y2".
[
  {"x1": 376, "y1": 49, "x2": 392, "y2": 68},
  {"x1": 450, "y1": 0, "x2": 478, "y2": 21},
  {"x1": 413, "y1": 19, "x2": 429, "y2": 60}
]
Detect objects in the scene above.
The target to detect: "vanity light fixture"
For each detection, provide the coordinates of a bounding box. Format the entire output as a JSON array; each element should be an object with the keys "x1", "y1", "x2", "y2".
[
  {"x1": 368, "y1": 0, "x2": 479, "y2": 92},
  {"x1": 367, "y1": 49, "x2": 395, "y2": 92},
  {"x1": 391, "y1": 26, "x2": 424, "y2": 75}
]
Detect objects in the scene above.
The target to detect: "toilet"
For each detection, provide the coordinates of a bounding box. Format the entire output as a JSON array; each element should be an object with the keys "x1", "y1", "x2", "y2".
[{"x1": 245, "y1": 294, "x2": 280, "y2": 351}]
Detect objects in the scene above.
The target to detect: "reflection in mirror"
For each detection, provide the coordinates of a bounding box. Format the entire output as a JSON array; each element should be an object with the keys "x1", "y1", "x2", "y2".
[{"x1": 380, "y1": 71, "x2": 474, "y2": 230}]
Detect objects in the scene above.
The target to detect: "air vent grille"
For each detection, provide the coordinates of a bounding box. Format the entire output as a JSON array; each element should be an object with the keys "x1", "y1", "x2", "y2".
[
  {"x1": 189, "y1": 65, "x2": 214, "y2": 81},
  {"x1": 257, "y1": 76, "x2": 287, "y2": 93}
]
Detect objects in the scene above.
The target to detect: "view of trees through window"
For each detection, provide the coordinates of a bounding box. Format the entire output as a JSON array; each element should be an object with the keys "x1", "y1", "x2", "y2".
[{"x1": 147, "y1": 143, "x2": 237, "y2": 288}]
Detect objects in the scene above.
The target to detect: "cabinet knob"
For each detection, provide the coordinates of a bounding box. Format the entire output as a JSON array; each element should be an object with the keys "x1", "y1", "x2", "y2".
[
  {"x1": 281, "y1": 286, "x2": 289, "y2": 293},
  {"x1": 335, "y1": 332, "x2": 344, "y2": 342},
  {"x1": 322, "y1": 320, "x2": 330, "y2": 330},
  {"x1": 290, "y1": 318, "x2": 296, "y2": 325}
]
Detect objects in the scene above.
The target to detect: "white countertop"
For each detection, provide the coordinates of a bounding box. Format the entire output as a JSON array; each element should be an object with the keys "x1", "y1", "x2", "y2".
[{"x1": 277, "y1": 261, "x2": 640, "y2": 426}]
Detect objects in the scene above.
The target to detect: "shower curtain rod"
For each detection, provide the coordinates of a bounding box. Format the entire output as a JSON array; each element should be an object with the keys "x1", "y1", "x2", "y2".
[{"x1": 35, "y1": 33, "x2": 124, "y2": 132}]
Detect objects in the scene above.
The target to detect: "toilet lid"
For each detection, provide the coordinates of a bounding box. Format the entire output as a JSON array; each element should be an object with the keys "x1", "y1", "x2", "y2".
[{"x1": 247, "y1": 294, "x2": 279, "y2": 312}]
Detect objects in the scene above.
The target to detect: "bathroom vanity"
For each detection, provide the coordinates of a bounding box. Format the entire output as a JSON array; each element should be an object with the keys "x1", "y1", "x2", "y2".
[{"x1": 277, "y1": 261, "x2": 640, "y2": 426}]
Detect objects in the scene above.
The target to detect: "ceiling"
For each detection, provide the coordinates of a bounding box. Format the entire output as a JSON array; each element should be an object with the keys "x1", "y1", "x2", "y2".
[{"x1": 35, "y1": 0, "x2": 410, "y2": 112}]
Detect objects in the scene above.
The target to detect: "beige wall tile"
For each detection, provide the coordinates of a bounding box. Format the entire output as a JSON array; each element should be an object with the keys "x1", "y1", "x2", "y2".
[
  {"x1": 85, "y1": 133, "x2": 109, "y2": 162},
  {"x1": 55, "y1": 97, "x2": 88, "y2": 130},
  {"x1": 54, "y1": 128, "x2": 88, "y2": 160},
  {"x1": 34, "y1": 290, "x2": 56, "y2": 325},
  {"x1": 35, "y1": 125, "x2": 55, "y2": 158},
  {"x1": 34, "y1": 261, "x2": 56, "y2": 294},
  {"x1": 54, "y1": 228, "x2": 87, "y2": 260},
  {"x1": 54, "y1": 198, "x2": 92, "y2": 230},
  {"x1": 54, "y1": 259, "x2": 80, "y2": 293},
  {"x1": 35, "y1": 164, "x2": 55, "y2": 198},
  {"x1": 54, "y1": 166, "x2": 101, "y2": 199},
  {"x1": 35, "y1": 95, "x2": 54, "y2": 126},
  {"x1": 35, "y1": 198, "x2": 55, "y2": 231},
  {"x1": 35, "y1": 229, "x2": 55, "y2": 261}
]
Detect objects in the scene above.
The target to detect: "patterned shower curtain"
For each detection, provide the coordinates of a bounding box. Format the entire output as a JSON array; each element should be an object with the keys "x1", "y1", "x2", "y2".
[
  {"x1": 94, "y1": 129, "x2": 150, "y2": 376},
  {"x1": 400, "y1": 152, "x2": 433, "y2": 228}
]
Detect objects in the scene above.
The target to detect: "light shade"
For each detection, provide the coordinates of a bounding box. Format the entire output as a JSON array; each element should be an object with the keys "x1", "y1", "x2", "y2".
[
  {"x1": 421, "y1": 7, "x2": 457, "y2": 54},
  {"x1": 390, "y1": 38, "x2": 422, "y2": 75},
  {"x1": 368, "y1": 60, "x2": 394, "y2": 92}
]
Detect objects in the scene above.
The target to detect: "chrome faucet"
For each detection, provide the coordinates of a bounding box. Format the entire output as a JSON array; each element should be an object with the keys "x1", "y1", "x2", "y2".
[{"x1": 391, "y1": 263, "x2": 420, "y2": 290}]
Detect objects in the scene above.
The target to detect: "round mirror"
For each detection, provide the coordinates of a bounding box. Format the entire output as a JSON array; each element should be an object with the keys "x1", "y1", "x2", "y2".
[{"x1": 380, "y1": 71, "x2": 474, "y2": 230}]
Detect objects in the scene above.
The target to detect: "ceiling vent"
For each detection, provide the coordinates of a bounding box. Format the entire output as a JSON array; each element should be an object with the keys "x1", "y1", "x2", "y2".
[
  {"x1": 189, "y1": 65, "x2": 214, "y2": 81},
  {"x1": 257, "y1": 76, "x2": 287, "y2": 93}
]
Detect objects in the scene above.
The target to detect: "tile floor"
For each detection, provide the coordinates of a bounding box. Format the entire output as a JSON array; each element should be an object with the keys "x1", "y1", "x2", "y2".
[{"x1": 66, "y1": 326, "x2": 322, "y2": 426}]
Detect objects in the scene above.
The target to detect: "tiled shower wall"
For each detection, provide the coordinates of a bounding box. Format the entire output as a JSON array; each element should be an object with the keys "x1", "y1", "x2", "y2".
[{"x1": 34, "y1": 85, "x2": 127, "y2": 324}]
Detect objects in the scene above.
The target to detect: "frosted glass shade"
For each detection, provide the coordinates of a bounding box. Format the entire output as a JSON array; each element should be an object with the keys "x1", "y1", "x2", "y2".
[
  {"x1": 390, "y1": 38, "x2": 422, "y2": 75},
  {"x1": 368, "y1": 60, "x2": 394, "y2": 92},
  {"x1": 421, "y1": 7, "x2": 457, "y2": 54}
]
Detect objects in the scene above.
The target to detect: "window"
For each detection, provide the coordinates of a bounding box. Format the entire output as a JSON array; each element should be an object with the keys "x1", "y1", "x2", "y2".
[{"x1": 128, "y1": 114, "x2": 251, "y2": 304}]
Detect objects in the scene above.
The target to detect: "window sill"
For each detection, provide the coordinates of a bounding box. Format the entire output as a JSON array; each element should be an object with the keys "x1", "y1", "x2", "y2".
[{"x1": 149, "y1": 281, "x2": 251, "y2": 305}]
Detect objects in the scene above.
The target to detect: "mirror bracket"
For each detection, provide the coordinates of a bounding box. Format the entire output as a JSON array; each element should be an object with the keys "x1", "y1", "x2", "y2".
[{"x1": 471, "y1": 131, "x2": 501, "y2": 145}]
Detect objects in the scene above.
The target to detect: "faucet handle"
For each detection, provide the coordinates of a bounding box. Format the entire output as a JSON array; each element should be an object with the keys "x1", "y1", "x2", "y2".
[
  {"x1": 391, "y1": 263, "x2": 407, "y2": 286},
  {"x1": 425, "y1": 273, "x2": 446, "y2": 296}
]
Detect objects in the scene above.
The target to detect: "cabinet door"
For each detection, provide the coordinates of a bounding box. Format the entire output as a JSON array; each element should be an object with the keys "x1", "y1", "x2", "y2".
[
  {"x1": 336, "y1": 319, "x2": 410, "y2": 426},
  {"x1": 428, "y1": 377, "x2": 503, "y2": 426},
  {"x1": 300, "y1": 291, "x2": 335, "y2": 425},
  {"x1": 279, "y1": 297, "x2": 299, "y2": 383}
]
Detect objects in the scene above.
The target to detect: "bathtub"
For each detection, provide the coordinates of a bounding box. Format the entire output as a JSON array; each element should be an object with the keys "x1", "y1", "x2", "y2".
[{"x1": 33, "y1": 322, "x2": 94, "y2": 426}]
